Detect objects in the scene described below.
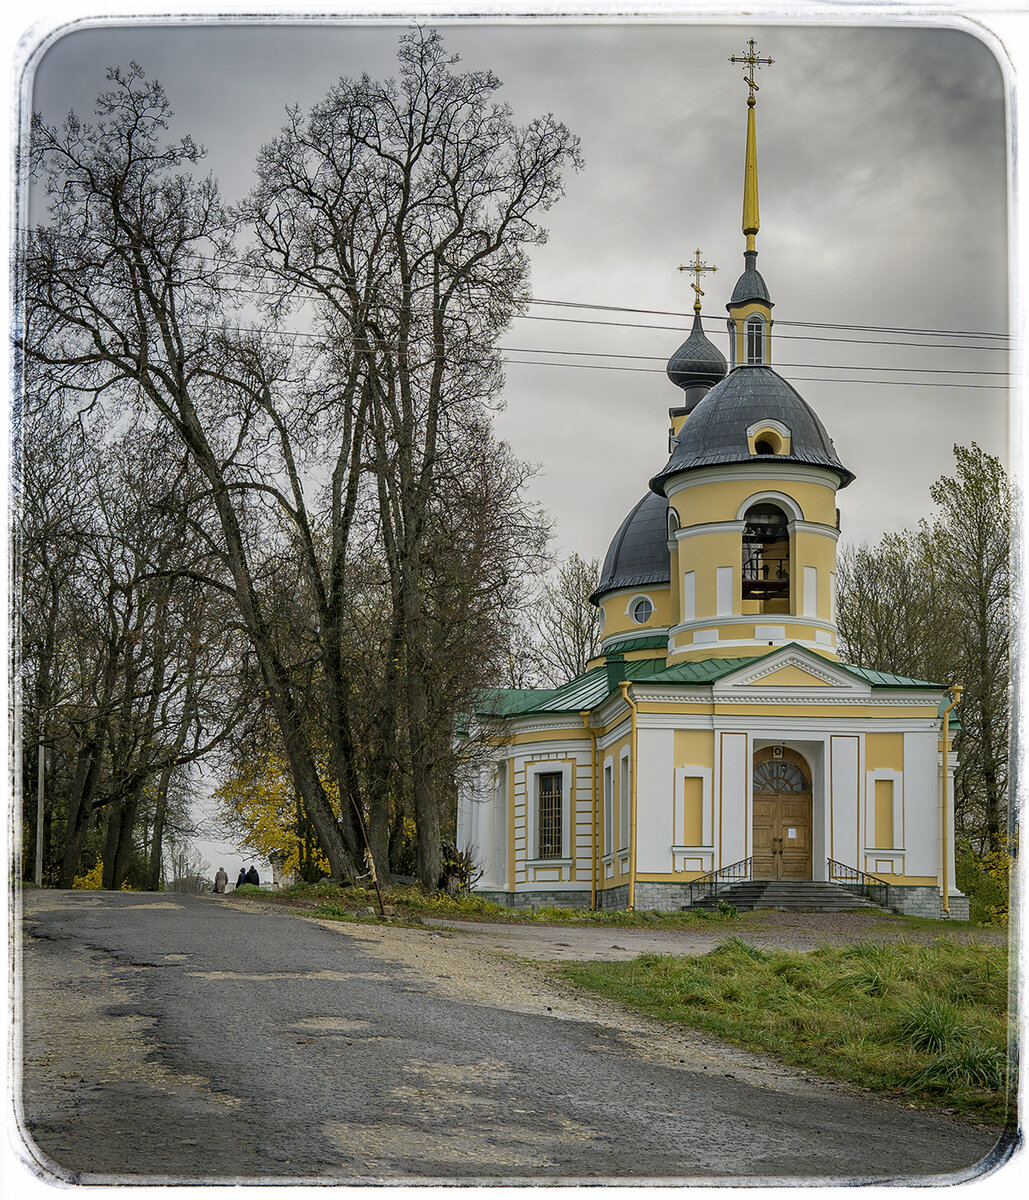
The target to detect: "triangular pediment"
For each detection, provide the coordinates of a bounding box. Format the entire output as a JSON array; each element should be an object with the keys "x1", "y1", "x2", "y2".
[
  {"x1": 745, "y1": 664, "x2": 837, "y2": 688},
  {"x1": 712, "y1": 645, "x2": 872, "y2": 697}
]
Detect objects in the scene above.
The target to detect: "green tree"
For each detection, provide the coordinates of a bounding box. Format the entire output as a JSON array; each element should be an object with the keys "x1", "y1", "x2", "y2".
[{"x1": 837, "y1": 443, "x2": 1010, "y2": 853}]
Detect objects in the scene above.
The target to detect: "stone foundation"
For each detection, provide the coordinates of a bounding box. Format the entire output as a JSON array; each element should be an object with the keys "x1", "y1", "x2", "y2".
[
  {"x1": 887, "y1": 885, "x2": 970, "y2": 920},
  {"x1": 475, "y1": 880, "x2": 969, "y2": 921},
  {"x1": 473, "y1": 888, "x2": 591, "y2": 910}
]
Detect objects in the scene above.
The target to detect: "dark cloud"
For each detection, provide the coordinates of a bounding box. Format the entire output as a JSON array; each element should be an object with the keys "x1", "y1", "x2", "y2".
[{"x1": 24, "y1": 15, "x2": 1009, "y2": 561}]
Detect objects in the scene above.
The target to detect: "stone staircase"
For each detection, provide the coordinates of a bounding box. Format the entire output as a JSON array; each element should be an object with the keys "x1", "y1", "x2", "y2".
[{"x1": 687, "y1": 879, "x2": 888, "y2": 913}]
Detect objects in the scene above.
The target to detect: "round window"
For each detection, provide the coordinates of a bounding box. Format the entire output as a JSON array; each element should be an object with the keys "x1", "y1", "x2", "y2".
[{"x1": 632, "y1": 597, "x2": 653, "y2": 624}]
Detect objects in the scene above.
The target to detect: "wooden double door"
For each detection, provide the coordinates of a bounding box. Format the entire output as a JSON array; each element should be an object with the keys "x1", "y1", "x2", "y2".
[{"x1": 752, "y1": 747, "x2": 812, "y2": 881}]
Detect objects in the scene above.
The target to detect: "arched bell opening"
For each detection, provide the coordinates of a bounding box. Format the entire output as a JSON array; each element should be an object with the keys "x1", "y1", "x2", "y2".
[
  {"x1": 752, "y1": 746, "x2": 812, "y2": 881},
  {"x1": 742, "y1": 501, "x2": 790, "y2": 614}
]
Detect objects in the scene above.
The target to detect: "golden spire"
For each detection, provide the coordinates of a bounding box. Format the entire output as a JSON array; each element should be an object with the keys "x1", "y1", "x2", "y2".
[
  {"x1": 729, "y1": 38, "x2": 774, "y2": 252},
  {"x1": 678, "y1": 249, "x2": 717, "y2": 313}
]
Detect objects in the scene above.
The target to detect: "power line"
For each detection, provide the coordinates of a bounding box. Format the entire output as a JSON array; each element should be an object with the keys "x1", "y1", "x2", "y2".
[
  {"x1": 497, "y1": 357, "x2": 1007, "y2": 388},
  {"x1": 21, "y1": 232, "x2": 1011, "y2": 344},
  {"x1": 526, "y1": 297, "x2": 1010, "y2": 342},
  {"x1": 513, "y1": 312, "x2": 1012, "y2": 353},
  {"x1": 498, "y1": 346, "x2": 1011, "y2": 378}
]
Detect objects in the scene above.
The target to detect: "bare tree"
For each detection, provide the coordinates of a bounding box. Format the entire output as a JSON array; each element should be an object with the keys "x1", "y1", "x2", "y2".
[
  {"x1": 239, "y1": 26, "x2": 579, "y2": 886},
  {"x1": 22, "y1": 33, "x2": 579, "y2": 891},
  {"x1": 530, "y1": 553, "x2": 603, "y2": 686}
]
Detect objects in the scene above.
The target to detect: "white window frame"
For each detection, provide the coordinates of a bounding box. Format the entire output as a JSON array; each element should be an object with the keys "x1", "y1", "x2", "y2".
[
  {"x1": 746, "y1": 314, "x2": 765, "y2": 364},
  {"x1": 525, "y1": 760, "x2": 573, "y2": 864},
  {"x1": 627, "y1": 593, "x2": 655, "y2": 625},
  {"x1": 618, "y1": 747, "x2": 631, "y2": 853}
]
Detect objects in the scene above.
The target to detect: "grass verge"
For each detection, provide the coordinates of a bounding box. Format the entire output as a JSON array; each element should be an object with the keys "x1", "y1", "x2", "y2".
[
  {"x1": 241, "y1": 882, "x2": 753, "y2": 928},
  {"x1": 559, "y1": 937, "x2": 1013, "y2": 1126}
]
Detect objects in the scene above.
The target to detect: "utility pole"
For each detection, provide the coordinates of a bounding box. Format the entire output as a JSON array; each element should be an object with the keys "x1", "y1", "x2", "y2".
[{"x1": 35, "y1": 735, "x2": 45, "y2": 885}]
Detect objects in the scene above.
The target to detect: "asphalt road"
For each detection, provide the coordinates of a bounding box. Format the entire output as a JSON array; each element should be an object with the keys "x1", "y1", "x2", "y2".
[{"x1": 15, "y1": 890, "x2": 1009, "y2": 1185}]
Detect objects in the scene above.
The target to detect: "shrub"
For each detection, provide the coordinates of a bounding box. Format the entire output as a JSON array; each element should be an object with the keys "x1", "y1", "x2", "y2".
[{"x1": 955, "y1": 841, "x2": 1012, "y2": 926}]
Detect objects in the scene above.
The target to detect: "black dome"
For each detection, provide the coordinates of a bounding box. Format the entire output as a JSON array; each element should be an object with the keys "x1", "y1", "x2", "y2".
[
  {"x1": 650, "y1": 365, "x2": 853, "y2": 494},
  {"x1": 590, "y1": 491, "x2": 670, "y2": 603},
  {"x1": 666, "y1": 312, "x2": 728, "y2": 391}
]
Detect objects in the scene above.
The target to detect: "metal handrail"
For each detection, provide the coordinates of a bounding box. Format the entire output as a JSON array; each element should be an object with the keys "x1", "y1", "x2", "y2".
[
  {"x1": 687, "y1": 856, "x2": 753, "y2": 907},
  {"x1": 827, "y1": 858, "x2": 891, "y2": 909}
]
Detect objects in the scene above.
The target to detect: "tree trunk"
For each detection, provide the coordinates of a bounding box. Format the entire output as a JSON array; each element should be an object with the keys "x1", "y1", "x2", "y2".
[
  {"x1": 147, "y1": 789, "x2": 167, "y2": 891},
  {"x1": 407, "y1": 665, "x2": 441, "y2": 889},
  {"x1": 58, "y1": 741, "x2": 104, "y2": 887}
]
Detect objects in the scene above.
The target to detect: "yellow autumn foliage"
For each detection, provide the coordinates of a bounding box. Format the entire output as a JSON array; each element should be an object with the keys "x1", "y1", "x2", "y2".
[
  {"x1": 214, "y1": 749, "x2": 335, "y2": 880},
  {"x1": 72, "y1": 859, "x2": 136, "y2": 890}
]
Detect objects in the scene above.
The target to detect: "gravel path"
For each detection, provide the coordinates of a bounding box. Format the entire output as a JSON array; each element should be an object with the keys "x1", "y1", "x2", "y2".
[{"x1": 247, "y1": 899, "x2": 1009, "y2": 963}]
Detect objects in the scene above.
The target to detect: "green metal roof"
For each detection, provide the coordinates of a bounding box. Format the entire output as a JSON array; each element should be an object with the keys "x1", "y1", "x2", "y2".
[
  {"x1": 600, "y1": 634, "x2": 668, "y2": 654},
  {"x1": 837, "y1": 664, "x2": 943, "y2": 689},
  {"x1": 473, "y1": 646, "x2": 948, "y2": 722}
]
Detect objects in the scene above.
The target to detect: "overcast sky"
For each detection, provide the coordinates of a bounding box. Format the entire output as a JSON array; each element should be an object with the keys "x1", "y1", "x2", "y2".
[{"x1": 16, "y1": 7, "x2": 1014, "y2": 875}]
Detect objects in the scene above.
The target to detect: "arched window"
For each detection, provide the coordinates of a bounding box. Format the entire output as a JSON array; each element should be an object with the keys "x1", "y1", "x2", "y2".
[
  {"x1": 742, "y1": 502, "x2": 790, "y2": 613},
  {"x1": 746, "y1": 315, "x2": 765, "y2": 364}
]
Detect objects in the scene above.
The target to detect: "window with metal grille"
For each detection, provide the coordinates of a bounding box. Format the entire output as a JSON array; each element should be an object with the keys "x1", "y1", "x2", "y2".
[{"x1": 537, "y1": 772, "x2": 563, "y2": 859}]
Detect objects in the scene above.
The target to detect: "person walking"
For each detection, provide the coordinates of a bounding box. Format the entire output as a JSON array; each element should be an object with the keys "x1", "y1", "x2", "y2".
[
  {"x1": 235, "y1": 867, "x2": 247, "y2": 890},
  {"x1": 245, "y1": 865, "x2": 260, "y2": 887},
  {"x1": 213, "y1": 867, "x2": 228, "y2": 894}
]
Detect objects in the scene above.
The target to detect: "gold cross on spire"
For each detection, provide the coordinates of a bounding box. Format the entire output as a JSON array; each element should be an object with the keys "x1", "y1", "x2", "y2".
[
  {"x1": 730, "y1": 37, "x2": 774, "y2": 102},
  {"x1": 678, "y1": 249, "x2": 717, "y2": 313}
]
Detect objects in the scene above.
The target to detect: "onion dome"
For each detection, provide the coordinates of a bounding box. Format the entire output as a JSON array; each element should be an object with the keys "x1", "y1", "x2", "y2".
[
  {"x1": 649, "y1": 365, "x2": 854, "y2": 494},
  {"x1": 666, "y1": 312, "x2": 728, "y2": 391},
  {"x1": 590, "y1": 491, "x2": 670, "y2": 604}
]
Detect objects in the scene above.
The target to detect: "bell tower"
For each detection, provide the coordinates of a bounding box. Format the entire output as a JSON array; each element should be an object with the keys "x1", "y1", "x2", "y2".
[{"x1": 649, "y1": 38, "x2": 854, "y2": 663}]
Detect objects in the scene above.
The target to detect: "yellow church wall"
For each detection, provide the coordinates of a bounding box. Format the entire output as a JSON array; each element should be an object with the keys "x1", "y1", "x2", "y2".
[
  {"x1": 676, "y1": 530, "x2": 740, "y2": 618},
  {"x1": 670, "y1": 621, "x2": 842, "y2": 660},
  {"x1": 509, "y1": 726, "x2": 591, "y2": 747},
  {"x1": 793, "y1": 530, "x2": 838, "y2": 621},
  {"x1": 669, "y1": 477, "x2": 837, "y2": 527},
  {"x1": 713, "y1": 702, "x2": 937, "y2": 720},
  {"x1": 599, "y1": 584, "x2": 674, "y2": 643},
  {"x1": 865, "y1": 732, "x2": 905, "y2": 772},
  {"x1": 874, "y1": 778, "x2": 895, "y2": 849},
  {"x1": 674, "y1": 728, "x2": 715, "y2": 767},
  {"x1": 745, "y1": 664, "x2": 829, "y2": 686}
]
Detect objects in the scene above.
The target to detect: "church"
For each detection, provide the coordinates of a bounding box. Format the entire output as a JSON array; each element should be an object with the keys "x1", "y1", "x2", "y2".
[{"x1": 456, "y1": 40, "x2": 967, "y2": 920}]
